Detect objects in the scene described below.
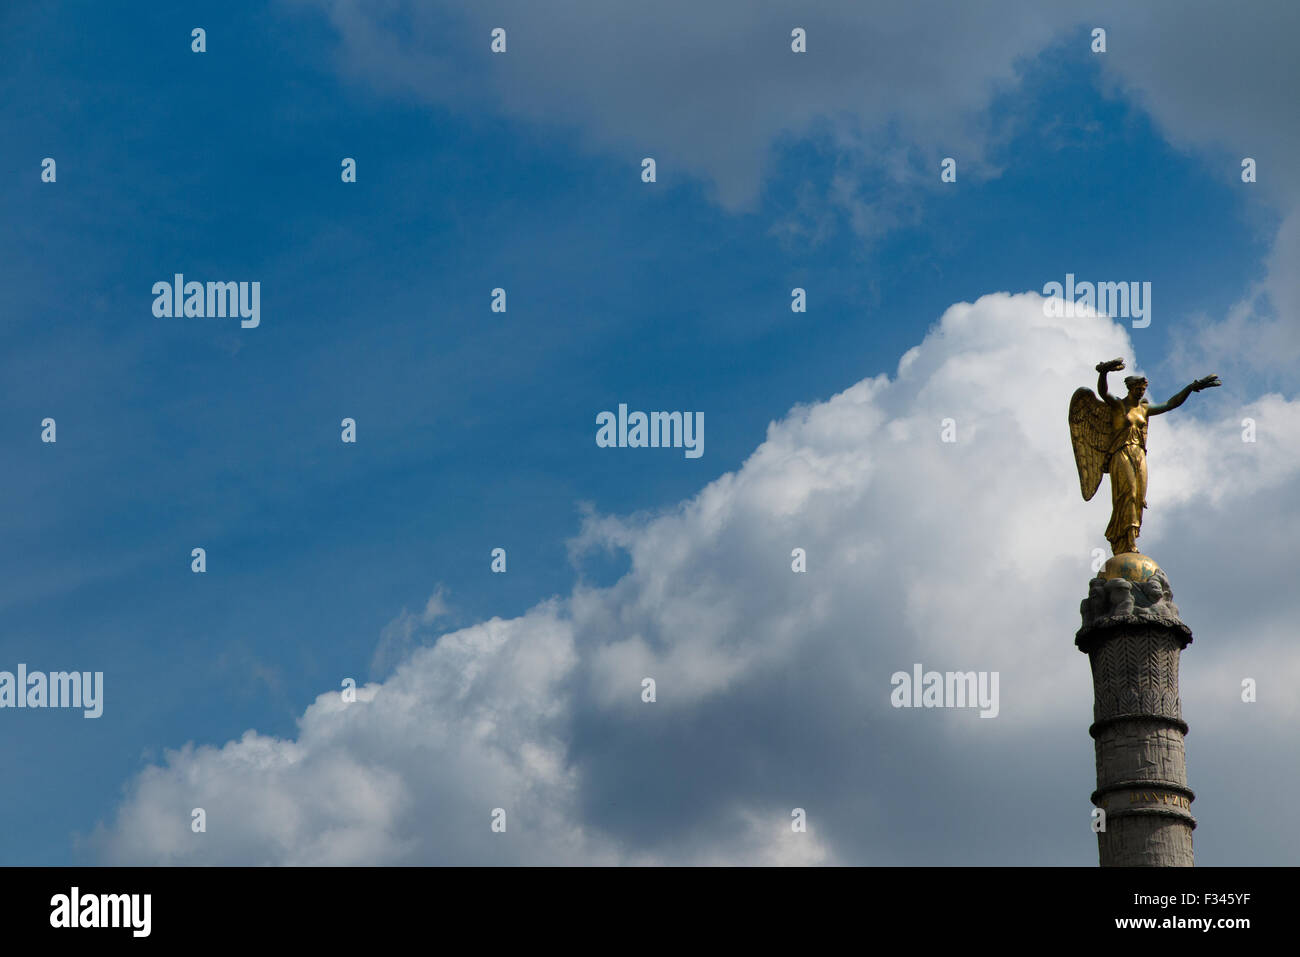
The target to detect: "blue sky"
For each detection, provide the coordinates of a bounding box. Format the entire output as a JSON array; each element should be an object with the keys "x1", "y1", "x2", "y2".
[{"x1": 2, "y1": 2, "x2": 1297, "y2": 865}]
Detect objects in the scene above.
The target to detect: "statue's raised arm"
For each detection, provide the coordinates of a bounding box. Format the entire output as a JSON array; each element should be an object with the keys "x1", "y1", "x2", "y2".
[{"x1": 1095, "y1": 357, "x2": 1125, "y2": 407}]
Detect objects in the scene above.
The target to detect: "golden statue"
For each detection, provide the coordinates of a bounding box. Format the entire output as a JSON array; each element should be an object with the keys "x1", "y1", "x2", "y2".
[{"x1": 1070, "y1": 358, "x2": 1220, "y2": 560}]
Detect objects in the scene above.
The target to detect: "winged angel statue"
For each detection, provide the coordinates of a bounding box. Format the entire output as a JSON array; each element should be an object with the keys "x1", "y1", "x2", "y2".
[{"x1": 1069, "y1": 358, "x2": 1220, "y2": 556}]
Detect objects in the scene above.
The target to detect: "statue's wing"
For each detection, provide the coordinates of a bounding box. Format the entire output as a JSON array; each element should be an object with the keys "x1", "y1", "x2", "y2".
[{"x1": 1069, "y1": 388, "x2": 1110, "y2": 501}]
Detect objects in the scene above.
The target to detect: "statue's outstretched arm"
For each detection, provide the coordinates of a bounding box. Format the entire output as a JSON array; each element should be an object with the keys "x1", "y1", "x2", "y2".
[{"x1": 1149, "y1": 375, "x2": 1221, "y2": 415}]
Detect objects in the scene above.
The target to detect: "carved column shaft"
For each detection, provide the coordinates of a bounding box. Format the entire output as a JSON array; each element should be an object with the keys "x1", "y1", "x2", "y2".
[{"x1": 1077, "y1": 567, "x2": 1195, "y2": 866}]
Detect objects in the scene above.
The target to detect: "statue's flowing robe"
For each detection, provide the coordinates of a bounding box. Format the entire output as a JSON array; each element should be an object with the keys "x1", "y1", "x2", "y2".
[{"x1": 1103, "y1": 407, "x2": 1148, "y2": 554}]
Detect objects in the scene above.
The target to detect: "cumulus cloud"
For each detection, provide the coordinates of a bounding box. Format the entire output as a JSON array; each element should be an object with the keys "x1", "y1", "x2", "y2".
[{"x1": 92, "y1": 292, "x2": 1300, "y2": 864}]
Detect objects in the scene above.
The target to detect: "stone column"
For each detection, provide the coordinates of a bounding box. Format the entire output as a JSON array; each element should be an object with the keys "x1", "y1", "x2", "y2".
[{"x1": 1077, "y1": 554, "x2": 1195, "y2": 866}]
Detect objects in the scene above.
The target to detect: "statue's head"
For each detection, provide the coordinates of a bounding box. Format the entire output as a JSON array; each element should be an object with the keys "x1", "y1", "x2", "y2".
[{"x1": 1123, "y1": 375, "x2": 1148, "y2": 400}]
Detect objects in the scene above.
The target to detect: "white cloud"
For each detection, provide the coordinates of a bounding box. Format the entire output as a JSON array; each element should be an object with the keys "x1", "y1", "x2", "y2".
[{"x1": 93, "y1": 292, "x2": 1300, "y2": 864}]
